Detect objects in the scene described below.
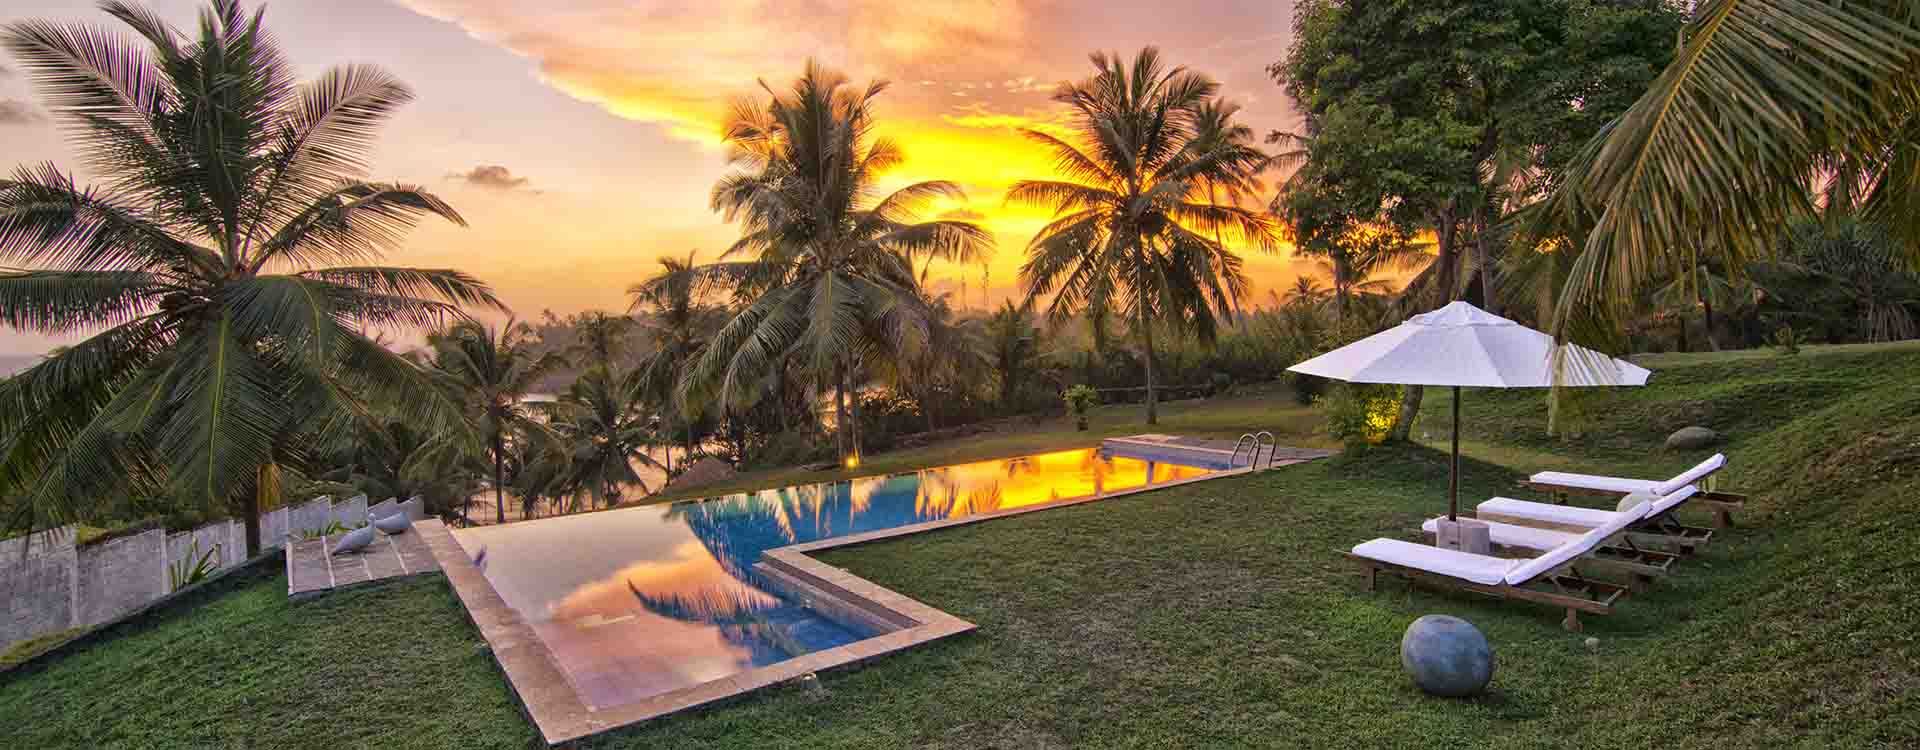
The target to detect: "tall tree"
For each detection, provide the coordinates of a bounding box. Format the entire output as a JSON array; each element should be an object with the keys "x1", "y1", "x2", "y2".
[
  {"x1": 0, "y1": 0, "x2": 495, "y2": 552},
  {"x1": 1274, "y1": 0, "x2": 1682, "y2": 439},
  {"x1": 1013, "y1": 48, "x2": 1280, "y2": 425},
  {"x1": 984, "y1": 301, "x2": 1043, "y2": 412},
  {"x1": 1544, "y1": 0, "x2": 1920, "y2": 348},
  {"x1": 425, "y1": 320, "x2": 561, "y2": 524},
  {"x1": 551, "y1": 365, "x2": 662, "y2": 509},
  {"x1": 628, "y1": 251, "x2": 723, "y2": 473},
  {"x1": 685, "y1": 62, "x2": 991, "y2": 459}
]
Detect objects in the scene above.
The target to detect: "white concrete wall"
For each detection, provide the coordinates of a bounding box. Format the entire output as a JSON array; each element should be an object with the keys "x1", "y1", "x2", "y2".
[
  {"x1": 0, "y1": 527, "x2": 77, "y2": 648},
  {"x1": 1, "y1": 494, "x2": 378, "y2": 651}
]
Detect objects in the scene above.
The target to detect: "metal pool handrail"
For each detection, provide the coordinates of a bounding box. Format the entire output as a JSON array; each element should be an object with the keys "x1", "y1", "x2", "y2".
[{"x1": 1231, "y1": 432, "x2": 1276, "y2": 469}]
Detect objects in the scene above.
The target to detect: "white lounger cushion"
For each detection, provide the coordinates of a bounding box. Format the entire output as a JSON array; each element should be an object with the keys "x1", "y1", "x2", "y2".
[
  {"x1": 1529, "y1": 454, "x2": 1726, "y2": 496},
  {"x1": 1478, "y1": 485, "x2": 1699, "y2": 530},
  {"x1": 1422, "y1": 517, "x2": 1580, "y2": 553},
  {"x1": 1503, "y1": 501, "x2": 1648, "y2": 585},
  {"x1": 1478, "y1": 496, "x2": 1620, "y2": 528},
  {"x1": 1528, "y1": 472, "x2": 1658, "y2": 494},
  {"x1": 1351, "y1": 539, "x2": 1519, "y2": 586},
  {"x1": 1653, "y1": 454, "x2": 1726, "y2": 496}
]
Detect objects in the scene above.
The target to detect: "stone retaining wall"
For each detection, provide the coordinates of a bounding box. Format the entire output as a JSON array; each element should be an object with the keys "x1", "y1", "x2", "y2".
[{"x1": 0, "y1": 494, "x2": 413, "y2": 651}]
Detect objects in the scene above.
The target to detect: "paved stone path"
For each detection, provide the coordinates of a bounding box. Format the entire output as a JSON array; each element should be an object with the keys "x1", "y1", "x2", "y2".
[{"x1": 285, "y1": 524, "x2": 441, "y2": 597}]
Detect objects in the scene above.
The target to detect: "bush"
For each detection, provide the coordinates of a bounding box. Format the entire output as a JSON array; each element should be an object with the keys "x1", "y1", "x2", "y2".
[
  {"x1": 1772, "y1": 324, "x2": 1803, "y2": 356},
  {"x1": 1320, "y1": 383, "x2": 1401, "y2": 449},
  {"x1": 1063, "y1": 385, "x2": 1100, "y2": 430},
  {"x1": 740, "y1": 430, "x2": 832, "y2": 472},
  {"x1": 1288, "y1": 373, "x2": 1327, "y2": 405}
]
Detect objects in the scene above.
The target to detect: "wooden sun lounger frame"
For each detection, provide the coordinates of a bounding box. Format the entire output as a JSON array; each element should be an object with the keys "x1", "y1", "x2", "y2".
[
  {"x1": 1524, "y1": 478, "x2": 1747, "y2": 529},
  {"x1": 1346, "y1": 552, "x2": 1629, "y2": 632},
  {"x1": 1422, "y1": 529, "x2": 1679, "y2": 590},
  {"x1": 1483, "y1": 500, "x2": 1717, "y2": 554}
]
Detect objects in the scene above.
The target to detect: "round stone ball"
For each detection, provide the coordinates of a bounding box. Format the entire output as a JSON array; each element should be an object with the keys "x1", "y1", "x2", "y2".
[{"x1": 1400, "y1": 615, "x2": 1495, "y2": 697}]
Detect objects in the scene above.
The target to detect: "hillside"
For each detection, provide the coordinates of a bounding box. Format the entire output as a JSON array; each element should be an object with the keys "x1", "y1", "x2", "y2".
[{"x1": 1, "y1": 345, "x2": 1915, "y2": 748}]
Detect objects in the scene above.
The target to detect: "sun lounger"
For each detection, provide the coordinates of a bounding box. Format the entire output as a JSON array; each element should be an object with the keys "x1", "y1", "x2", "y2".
[
  {"x1": 1525, "y1": 453, "x2": 1745, "y2": 527},
  {"x1": 1478, "y1": 485, "x2": 1712, "y2": 552},
  {"x1": 1420, "y1": 517, "x2": 1679, "y2": 586},
  {"x1": 1348, "y1": 501, "x2": 1648, "y2": 631}
]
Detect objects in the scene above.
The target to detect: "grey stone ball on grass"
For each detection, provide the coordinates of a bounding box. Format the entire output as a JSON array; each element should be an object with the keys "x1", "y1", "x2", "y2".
[{"x1": 1400, "y1": 615, "x2": 1494, "y2": 697}]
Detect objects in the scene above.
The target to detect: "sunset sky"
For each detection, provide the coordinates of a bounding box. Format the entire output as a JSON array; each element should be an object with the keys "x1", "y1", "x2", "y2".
[{"x1": 0, "y1": 0, "x2": 1311, "y2": 356}]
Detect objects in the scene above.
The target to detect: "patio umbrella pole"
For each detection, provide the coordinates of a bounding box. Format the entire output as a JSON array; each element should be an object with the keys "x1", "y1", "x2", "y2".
[{"x1": 1449, "y1": 385, "x2": 1460, "y2": 521}]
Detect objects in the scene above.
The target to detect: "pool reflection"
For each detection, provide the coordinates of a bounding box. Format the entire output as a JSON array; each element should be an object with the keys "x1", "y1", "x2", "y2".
[{"x1": 452, "y1": 448, "x2": 1210, "y2": 709}]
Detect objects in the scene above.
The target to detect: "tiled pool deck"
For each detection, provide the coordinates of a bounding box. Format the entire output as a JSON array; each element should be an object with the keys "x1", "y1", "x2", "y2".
[
  {"x1": 285, "y1": 526, "x2": 441, "y2": 597},
  {"x1": 415, "y1": 444, "x2": 1329, "y2": 745}
]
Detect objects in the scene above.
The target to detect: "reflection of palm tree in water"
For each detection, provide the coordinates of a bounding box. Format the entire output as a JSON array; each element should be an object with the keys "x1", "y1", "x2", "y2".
[
  {"x1": 915, "y1": 480, "x2": 1005, "y2": 520},
  {"x1": 627, "y1": 581, "x2": 810, "y2": 660},
  {"x1": 651, "y1": 471, "x2": 968, "y2": 640},
  {"x1": 1080, "y1": 450, "x2": 1118, "y2": 496}
]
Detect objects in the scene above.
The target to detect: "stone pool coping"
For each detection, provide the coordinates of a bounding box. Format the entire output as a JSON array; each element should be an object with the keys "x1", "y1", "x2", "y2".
[{"x1": 420, "y1": 460, "x2": 1296, "y2": 745}]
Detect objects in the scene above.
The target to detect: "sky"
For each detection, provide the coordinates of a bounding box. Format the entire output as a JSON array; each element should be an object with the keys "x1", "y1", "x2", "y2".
[{"x1": 0, "y1": 0, "x2": 1310, "y2": 356}]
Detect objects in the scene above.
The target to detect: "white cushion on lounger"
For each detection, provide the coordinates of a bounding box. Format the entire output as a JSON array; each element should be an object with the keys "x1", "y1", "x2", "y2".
[
  {"x1": 1528, "y1": 471, "x2": 1659, "y2": 494},
  {"x1": 1477, "y1": 496, "x2": 1619, "y2": 528},
  {"x1": 1351, "y1": 539, "x2": 1519, "y2": 586},
  {"x1": 1530, "y1": 453, "x2": 1727, "y2": 496},
  {"x1": 1503, "y1": 501, "x2": 1649, "y2": 585},
  {"x1": 1652, "y1": 453, "x2": 1726, "y2": 496},
  {"x1": 1422, "y1": 517, "x2": 1580, "y2": 553}
]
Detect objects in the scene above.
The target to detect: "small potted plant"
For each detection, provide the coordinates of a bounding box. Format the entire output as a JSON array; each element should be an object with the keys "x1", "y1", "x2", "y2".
[{"x1": 1064, "y1": 385, "x2": 1099, "y2": 431}]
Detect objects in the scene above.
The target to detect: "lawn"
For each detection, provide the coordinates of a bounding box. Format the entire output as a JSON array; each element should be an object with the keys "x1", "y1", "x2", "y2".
[{"x1": 3, "y1": 347, "x2": 1916, "y2": 748}]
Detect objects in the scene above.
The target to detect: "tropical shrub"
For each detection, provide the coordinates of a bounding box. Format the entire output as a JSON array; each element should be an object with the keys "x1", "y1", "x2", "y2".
[
  {"x1": 1063, "y1": 385, "x2": 1100, "y2": 431},
  {"x1": 1320, "y1": 383, "x2": 1400, "y2": 449}
]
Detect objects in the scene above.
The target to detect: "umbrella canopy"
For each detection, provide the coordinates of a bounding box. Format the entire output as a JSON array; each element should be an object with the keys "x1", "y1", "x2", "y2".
[
  {"x1": 1287, "y1": 301, "x2": 1650, "y2": 519},
  {"x1": 1289, "y1": 301, "x2": 1651, "y2": 387}
]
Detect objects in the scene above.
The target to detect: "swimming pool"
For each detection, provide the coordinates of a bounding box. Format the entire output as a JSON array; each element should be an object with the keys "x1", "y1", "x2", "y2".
[{"x1": 451, "y1": 446, "x2": 1215, "y2": 710}]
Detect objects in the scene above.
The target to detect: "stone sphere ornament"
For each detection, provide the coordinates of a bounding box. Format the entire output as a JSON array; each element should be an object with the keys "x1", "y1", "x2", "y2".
[{"x1": 1400, "y1": 615, "x2": 1495, "y2": 697}]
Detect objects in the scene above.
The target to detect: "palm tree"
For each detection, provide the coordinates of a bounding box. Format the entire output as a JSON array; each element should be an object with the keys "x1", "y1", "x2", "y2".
[
  {"x1": 879, "y1": 292, "x2": 986, "y2": 431},
  {"x1": 983, "y1": 301, "x2": 1043, "y2": 412},
  {"x1": 1544, "y1": 0, "x2": 1920, "y2": 341},
  {"x1": 551, "y1": 365, "x2": 663, "y2": 508},
  {"x1": 1776, "y1": 218, "x2": 1920, "y2": 342},
  {"x1": 628, "y1": 251, "x2": 724, "y2": 473},
  {"x1": 1276, "y1": 277, "x2": 1329, "y2": 308},
  {"x1": 1012, "y1": 48, "x2": 1280, "y2": 424},
  {"x1": 684, "y1": 61, "x2": 991, "y2": 459},
  {"x1": 425, "y1": 320, "x2": 562, "y2": 524},
  {"x1": 0, "y1": 1, "x2": 495, "y2": 552}
]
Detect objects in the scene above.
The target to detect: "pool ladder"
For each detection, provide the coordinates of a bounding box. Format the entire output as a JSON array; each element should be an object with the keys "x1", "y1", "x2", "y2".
[{"x1": 1230, "y1": 431, "x2": 1276, "y2": 470}]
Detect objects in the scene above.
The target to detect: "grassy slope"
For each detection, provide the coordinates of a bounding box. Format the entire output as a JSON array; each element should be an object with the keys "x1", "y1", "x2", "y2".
[{"x1": 3, "y1": 349, "x2": 1916, "y2": 748}]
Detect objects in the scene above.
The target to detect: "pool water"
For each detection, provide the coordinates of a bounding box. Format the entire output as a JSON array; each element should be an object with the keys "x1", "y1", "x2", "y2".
[{"x1": 452, "y1": 447, "x2": 1213, "y2": 709}]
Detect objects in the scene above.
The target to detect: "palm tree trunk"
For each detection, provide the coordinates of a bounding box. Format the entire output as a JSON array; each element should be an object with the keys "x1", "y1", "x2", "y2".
[
  {"x1": 835, "y1": 375, "x2": 851, "y2": 460},
  {"x1": 244, "y1": 461, "x2": 278, "y2": 557},
  {"x1": 492, "y1": 431, "x2": 506, "y2": 524},
  {"x1": 1701, "y1": 292, "x2": 1721, "y2": 351},
  {"x1": 1474, "y1": 204, "x2": 1498, "y2": 315},
  {"x1": 1139, "y1": 301, "x2": 1159, "y2": 426}
]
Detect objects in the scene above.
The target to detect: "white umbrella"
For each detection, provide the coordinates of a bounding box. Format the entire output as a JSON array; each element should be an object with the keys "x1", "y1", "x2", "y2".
[{"x1": 1287, "y1": 301, "x2": 1650, "y2": 521}]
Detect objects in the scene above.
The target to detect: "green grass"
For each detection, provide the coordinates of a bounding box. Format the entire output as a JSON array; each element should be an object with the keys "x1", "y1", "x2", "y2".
[
  {"x1": 642, "y1": 385, "x2": 1328, "y2": 503},
  {"x1": 4, "y1": 348, "x2": 1918, "y2": 748}
]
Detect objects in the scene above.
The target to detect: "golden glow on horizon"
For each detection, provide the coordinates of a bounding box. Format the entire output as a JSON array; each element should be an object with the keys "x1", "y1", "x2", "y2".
[{"x1": 385, "y1": 0, "x2": 1307, "y2": 314}]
